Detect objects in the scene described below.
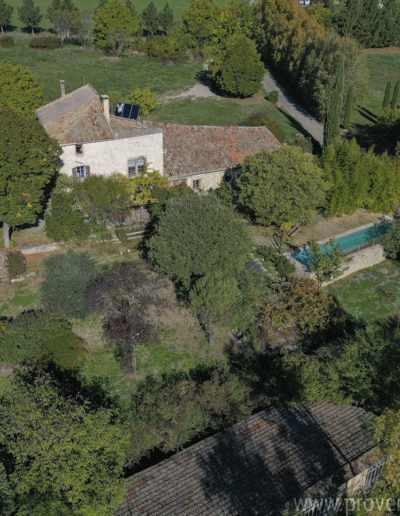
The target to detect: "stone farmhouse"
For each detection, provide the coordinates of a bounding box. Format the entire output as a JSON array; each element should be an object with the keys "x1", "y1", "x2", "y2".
[
  {"x1": 35, "y1": 83, "x2": 280, "y2": 190},
  {"x1": 116, "y1": 402, "x2": 382, "y2": 516}
]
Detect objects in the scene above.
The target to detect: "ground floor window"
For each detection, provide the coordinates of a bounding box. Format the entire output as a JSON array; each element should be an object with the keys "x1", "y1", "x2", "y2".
[
  {"x1": 72, "y1": 165, "x2": 90, "y2": 179},
  {"x1": 128, "y1": 157, "x2": 146, "y2": 177},
  {"x1": 193, "y1": 179, "x2": 201, "y2": 190}
]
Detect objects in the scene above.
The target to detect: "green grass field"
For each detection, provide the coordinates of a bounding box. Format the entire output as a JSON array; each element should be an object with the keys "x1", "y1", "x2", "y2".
[
  {"x1": 353, "y1": 53, "x2": 400, "y2": 126},
  {"x1": 0, "y1": 46, "x2": 201, "y2": 102},
  {"x1": 328, "y1": 260, "x2": 400, "y2": 322},
  {"x1": 11, "y1": 0, "x2": 227, "y2": 28}
]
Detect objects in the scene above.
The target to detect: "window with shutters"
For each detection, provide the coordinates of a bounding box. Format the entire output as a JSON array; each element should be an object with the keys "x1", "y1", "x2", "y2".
[
  {"x1": 192, "y1": 179, "x2": 201, "y2": 190},
  {"x1": 127, "y1": 157, "x2": 146, "y2": 177},
  {"x1": 75, "y1": 144, "x2": 83, "y2": 155},
  {"x1": 72, "y1": 165, "x2": 90, "y2": 179}
]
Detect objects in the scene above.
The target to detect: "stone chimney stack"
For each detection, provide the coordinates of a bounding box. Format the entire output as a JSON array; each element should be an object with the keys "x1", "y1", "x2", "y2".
[
  {"x1": 60, "y1": 80, "x2": 66, "y2": 97},
  {"x1": 101, "y1": 94, "x2": 110, "y2": 123}
]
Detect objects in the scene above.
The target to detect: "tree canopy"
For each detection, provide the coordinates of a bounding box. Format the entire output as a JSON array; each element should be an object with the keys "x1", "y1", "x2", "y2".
[
  {"x1": 0, "y1": 107, "x2": 61, "y2": 247},
  {"x1": 0, "y1": 372, "x2": 128, "y2": 514},
  {"x1": 18, "y1": 0, "x2": 42, "y2": 35},
  {"x1": 0, "y1": 61, "x2": 44, "y2": 115},
  {"x1": 94, "y1": 0, "x2": 139, "y2": 56},
  {"x1": 210, "y1": 34, "x2": 264, "y2": 98},
  {"x1": 148, "y1": 195, "x2": 251, "y2": 341},
  {"x1": 0, "y1": 0, "x2": 13, "y2": 35},
  {"x1": 237, "y1": 146, "x2": 327, "y2": 226}
]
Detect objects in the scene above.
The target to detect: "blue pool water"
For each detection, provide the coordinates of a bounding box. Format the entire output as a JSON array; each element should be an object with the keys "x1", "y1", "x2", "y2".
[{"x1": 291, "y1": 221, "x2": 392, "y2": 267}]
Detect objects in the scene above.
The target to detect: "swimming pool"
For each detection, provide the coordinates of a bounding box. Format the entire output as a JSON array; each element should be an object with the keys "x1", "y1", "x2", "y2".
[{"x1": 291, "y1": 221, "x2": 392, "y2": 267}]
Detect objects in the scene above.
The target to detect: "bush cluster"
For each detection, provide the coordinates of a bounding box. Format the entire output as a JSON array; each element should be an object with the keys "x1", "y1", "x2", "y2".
[
  {"x1": 0, "y1": 35, "x2": 16, "y2": 48},
  {"x1": 5, "y1": 250, "x2": 26, "y2": 279},
  {"x1": 257, "y1": 245, "x2": 295, "y2": 279},
  {"x1": 29, "y1": 36, "x2": 60, "y2": 49}
]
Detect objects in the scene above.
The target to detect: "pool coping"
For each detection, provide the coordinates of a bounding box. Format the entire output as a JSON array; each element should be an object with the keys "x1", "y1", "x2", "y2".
[{"x1": 286, "y1": 216, "x2": 393, "y2": 284}]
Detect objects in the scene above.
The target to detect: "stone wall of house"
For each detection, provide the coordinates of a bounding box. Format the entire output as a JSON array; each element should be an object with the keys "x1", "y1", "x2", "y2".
[
  {"x1": 181, "y1": 170, "x2": 226, "y2": 191},
  {"x1": 60, "y1": 132, "x2": 164, "y2": 178}
]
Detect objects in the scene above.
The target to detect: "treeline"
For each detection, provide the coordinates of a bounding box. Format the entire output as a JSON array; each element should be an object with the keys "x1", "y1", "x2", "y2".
[
  {"x1": 308, "y1": 0, "x2": 400, "y2": 49},
  {"x1": 255, "y1": 0, "x2": 367, "y2": 119}
]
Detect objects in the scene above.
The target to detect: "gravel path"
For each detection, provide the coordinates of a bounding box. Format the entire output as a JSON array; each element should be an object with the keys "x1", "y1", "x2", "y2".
[{"x1": 263, "y1": 71, "x2": 324, "y2": 145}]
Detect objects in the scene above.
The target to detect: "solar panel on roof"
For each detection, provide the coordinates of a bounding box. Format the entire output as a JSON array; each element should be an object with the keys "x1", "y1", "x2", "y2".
[{"x1": 114, "y1": 102, "x2": 141, "y2": 120}]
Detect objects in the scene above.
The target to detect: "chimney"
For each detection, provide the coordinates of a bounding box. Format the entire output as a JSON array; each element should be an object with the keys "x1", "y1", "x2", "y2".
[
  {"x1": 101, "y1": 94, "x2": 110, "y2": 123},
  {"x1": 60, "y1": 80, "x2": 66, "y2": 97}
]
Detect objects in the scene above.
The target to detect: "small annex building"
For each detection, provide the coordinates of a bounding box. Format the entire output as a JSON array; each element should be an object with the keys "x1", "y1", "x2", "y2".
[
  {"x1": 116, "y1": 402, "x2": 381, "y2": 516},
  {"x1": 36, "y1": 83, "x2": 280, "y2": 190}
]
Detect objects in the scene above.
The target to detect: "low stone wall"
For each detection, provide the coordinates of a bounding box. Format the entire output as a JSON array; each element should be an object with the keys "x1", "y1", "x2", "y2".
[{"x1": 21, "y1": 242, "x2": 63, "y2": 255}]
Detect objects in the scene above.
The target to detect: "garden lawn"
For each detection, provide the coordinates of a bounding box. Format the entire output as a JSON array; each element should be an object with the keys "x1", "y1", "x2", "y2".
[
  {"x1": 328, "y1": 260, "x2": 400, "y2": 322},
  {"x1": 11, "y1": 0, "x2": 228, "y2": 28},
  {"x1": 0, "y1": 47, "x2": 202, "y2": 102},
  {"x1": 352, "y1": 52, "x2": 400, "y2": 126},
  {"x1": 151, "y1": 97, "x2": 312, "y2": 147}
]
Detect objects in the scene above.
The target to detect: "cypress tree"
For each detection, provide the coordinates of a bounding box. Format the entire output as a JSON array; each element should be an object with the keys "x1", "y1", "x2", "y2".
[
  {"x1": 141, "y1": 1, "x2": 159, "y2": 36},
  {"x1": 343, "y1": 85, "x2": 354, "y2": 129},
  {"x1": 382, "y1": 81, "x2": 392, "y2": 109},
  {"x1": 159, "y1": 3, "x2": 173, "y2": 34},
  {"x1": 391, "y1": 80, "x2": 400, "y2": 110},
  {"x1": 323, "y1": 55, "x2": 345, "y2": 148}
]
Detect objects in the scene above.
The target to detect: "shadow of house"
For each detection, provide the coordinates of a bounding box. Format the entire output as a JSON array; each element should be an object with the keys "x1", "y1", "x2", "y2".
[{"x1": 116, "y1": 402, "x2": 378, "y2": 516}]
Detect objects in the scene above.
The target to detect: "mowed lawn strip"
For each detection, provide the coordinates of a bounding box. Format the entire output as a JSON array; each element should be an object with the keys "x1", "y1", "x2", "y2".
[
  {"x1": 0, "y1": 47, "x2": 202, "y2": 102},
  {"x1": 328, "y1": 260, "x2": 400, "y2": 321},
  {"x1": 353, "y1": 53, "x2": 400, "y2": 126}
]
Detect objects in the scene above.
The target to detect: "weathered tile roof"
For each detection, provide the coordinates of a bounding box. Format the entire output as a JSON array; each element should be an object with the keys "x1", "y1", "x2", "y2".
[
  {"x1": 110, "y1": 117, "x2": 281, "y2": 178},
  {"x1": 116, "y1": 402, "x2": 377, "y2": 516},
  {"x1": 35, "y1": 84, "x2": 114, "y2": 144}
]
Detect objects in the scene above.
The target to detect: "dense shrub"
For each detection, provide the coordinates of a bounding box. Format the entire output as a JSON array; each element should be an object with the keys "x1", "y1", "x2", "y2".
[
  {"x1": 266, "y1": 90, "x2": 278, "y2": 104},
  {"x1": 45, "y1": 191, "x2": 90, "y2": 242},
  {"x1": 40, "y1": 251, "x2": 98, "y2": 319},
  {"x1": 29, "y1": 36, "x2": 60, "y2": 49},
  {"x1": 5, "y1": 251, "x2": 26, "y2": 279},
  {"x1": 210, "y1": 34, "x2": 264, "y2": 97},
  {"x1": 257, "y1": 245, "x2": 295, "y2": 279},
  {"x1": 0, "y1": 311, "x2": 87, "y2": 369},
  {"x1": 0, "y1": 35, "x2": 16, "y2": 48}
]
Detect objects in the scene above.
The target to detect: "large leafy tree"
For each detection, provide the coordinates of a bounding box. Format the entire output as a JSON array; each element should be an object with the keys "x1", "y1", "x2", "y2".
[
  {"x1": 210, "y1": 34, "x2": 264, "y2": 98},
  {"x1": 182, "y1": 0, "x2": 221, "y2": 47},
  {"x1": 373, "y1": 409, "x2": 400, "y2": 499},
  {"x1": 18, "y1": 0, "x2": 42, "y2": 35},
  {"x1": 237, "y1": 146, "x2": 327, "y2": 227},
  {"x1": 94, "y1": 0, "x2": 139, "y2": 56},
  {"x1": 256, "y1": 278, "x2": 333, "y2": 340},
  {"x1": 0, "y1": 0, "x2": 13, "y2": 35},
  {"x1": 0, "y1": 372, "x2": 128, "y2": 514},
  {"x1": 309, "y1": 239, "x2": 347, "y2": 286},
  {"x1": 148, "y1": 195, "x2": 251, "y2": 342},
  {"x1": 0, "y1": 61, "x2": 44, "y2": 115},
  {"x1": 47, "y1": 0, "x2": 79, "y2": 46},
  {"x1": 0, "y1": 107, "x2": 61, "y2": 248},
  {"x1": 383, "y1": 220, "x2": 400, "y2": 261}
]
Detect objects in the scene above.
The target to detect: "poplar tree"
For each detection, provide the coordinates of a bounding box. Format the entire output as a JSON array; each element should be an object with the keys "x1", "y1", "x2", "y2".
[
  {"x1": 343, "y1": 85, "x2": 353, "y2": 129},
  {"x1": 391, "y1": 80, "x2": 400, "y2": 110},
  {"x1": 159, "y1": 3, "x2": 173, "y2": 33},
  {"x1": 323, "y1": 55, "x2": 345, "y2": 147},
  {"x1": 382, "y1": 81, "x2": 392, "y2": 109},
  {"x1": 141, "y1": 1, "x2": 159, "y2": 35},
  {"x1": 0, "y1": 0, "x2": 13, "y2": 35},
  {"x1": 18, "y1": 0, "x2": 42, "y2": 35}
]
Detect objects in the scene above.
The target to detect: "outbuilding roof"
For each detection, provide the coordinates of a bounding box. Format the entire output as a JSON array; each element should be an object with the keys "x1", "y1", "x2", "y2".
[
  {"x1": 110, "y1": 117, "x2": 281, "y2": 178},
  {"x1": 35, "y1": 84, "x2": 114, "y2": 144},
  {"x1": 116, "y1": 402, "x2": 377, "y2": 516}
]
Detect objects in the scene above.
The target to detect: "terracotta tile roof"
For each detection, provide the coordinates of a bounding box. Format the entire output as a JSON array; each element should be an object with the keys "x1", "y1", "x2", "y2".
[
  {"x1": 116, "y1": 402, "x2": 377, "y2": 516},
  {"x1": 110, "y1": 117, "x2": 281, "y2": 178},
  {"x1": 36, "y1": 84, "x2": 113, "y2": 144}
]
